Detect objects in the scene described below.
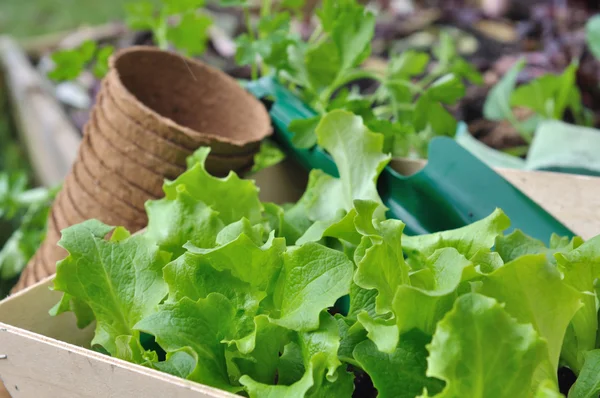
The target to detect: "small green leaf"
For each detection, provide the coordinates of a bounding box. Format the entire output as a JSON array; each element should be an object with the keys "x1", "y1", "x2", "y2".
[
  {"x1": 145, "y1": 188, "x2": 224, "y2": 258},
  {"x1": 134, "y1": 294, "x2": 240, "y2": 392},
  {"x1": 331, "y1": 7, "x2": 376, "y2": 71},
  {"x1": 289, "y1": 116, "x2": 321, "y2": 149},
  {"x1": 234, "y1": 34, "x2": 271, "y2": 66},
  {"x1": 167, "y1": 12, "x2": 212, "y2": 56},
  {"x1": 484, "y1": 59, "x2": 525, "y2": 121},
  {"x1": 432, "y1": 31, "x2": 456, "y2": 66},
  {"x1": 185, "y1": 232, "x2": 285, "y2": 293},
  {"x1": 164, "y1": 148, "x2": 263, "y2": 225},
  {"x1": 218, "y1": 0, "x2": 247, "y2": 6},
  {"x1": 241, "y1": 312, "x2": 346, "y2": 397},
  {"x1": 353, "y1": 200, "x2": 410, "y2": 314},
  {"x1": 451, "y1": 57, "x2": 483, "y2": 85},
  {"x1": 124, "y1": 1, "x2": 157, "y2": 30},
  {"x1": 154, "y1": 349, "x2": 197, "y2": 379},
  {"x1": 426, "y1": 74, "x2": 466, "y2": 105},
  {"x1": 568, "y1": 349, "x2": 600, "y2": 398},
  {"x1": 403, "y1": 208, "x2": 510, "y2": 261},
  {"x1": 232, "y1": 315, "x2": 291, "y2": 383},
  {"x1": 316, "y1": 110, "x2": 391, "y2": 218},
  {"x1": 388, "y1": 50, "x2": 430, "y2": 80},
  {"x1": 162, "y1": 251, "x2": 266, "y2": 347},
  {"x1": 92, "y1": 45, "x2": 114, "y2": 78},
  {"x1": 356, "y1": 311, "x2": 398, "y2": 354},
  {"x1": 586, "y1": 14, "x2": 600, "y2": 61},
  {"x1": 305, "y1": 40, "x2": 342, "y2": 91},
  {"x1": 393, "y1": 248, "x2": 472, "y2": 335},
  {"x1": 163, "y1": 0, "x2": 206, "y2": 14},
  {"x1": 48, "y1": 40, "x2": 97, "y2": 81},
  {"x1": 281, "y1": 0, "x2": 305, "y2": 11},
  {"x1": 479, "y1": 254, "x2": 583, "y2": 373},
  {"x1": 251, "y1": 141, "x2": 286, "y2": 173},
  {"x1": 354, "y1": 329, "x2": 444, "y2": 398}
]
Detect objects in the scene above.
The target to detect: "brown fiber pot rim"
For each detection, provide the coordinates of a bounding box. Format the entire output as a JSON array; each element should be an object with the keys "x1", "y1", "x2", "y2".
[
  {"x1": 101, "y1": 77, "x2": 262, "y2": 158},
  {"x1": 108, "y1": 46, "x2": 273, "y2": 149}
]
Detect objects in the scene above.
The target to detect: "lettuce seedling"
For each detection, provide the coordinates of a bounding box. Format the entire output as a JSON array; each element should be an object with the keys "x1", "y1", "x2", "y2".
[
  {"x1": 0, "y1": 172, "x2": 56, "y2": 296},
  {"x1": 48, "y1": 40, "x2": 115, "y2": 81},
  {"x1": 231, "y1": 0, "x2": 480, "y2": 158},
  {"x1": 484, "y1": 59, "x2": 593, "y2": 143},
  {"x1": 586, "y1": 14, "x2": 600, "y2": 61},
  {"x1": 125, "y1": 0, "x2": 212, "y2": 56}
]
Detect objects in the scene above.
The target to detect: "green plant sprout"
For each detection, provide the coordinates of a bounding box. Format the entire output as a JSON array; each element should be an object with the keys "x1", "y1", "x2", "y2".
[
  {"x1": 484, "y1": 59, "x2": 593, "y2": 145},
  {"x1": 125, "y1": 0, "x2": 213, "y2": 56},
  {"x1": 48, "y1": 40, "x2": 115, "y2": 81}
]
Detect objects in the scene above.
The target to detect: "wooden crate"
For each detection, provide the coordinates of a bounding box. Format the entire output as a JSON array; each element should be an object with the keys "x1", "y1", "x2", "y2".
[{"x1": 1, "y1": 162, "x2": 600, "y2": 397}]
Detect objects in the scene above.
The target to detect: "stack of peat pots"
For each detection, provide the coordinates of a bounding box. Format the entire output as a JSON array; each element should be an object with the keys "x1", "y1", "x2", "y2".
[{"x1": 13, "y1": 46, "x2": 272, "y2": 292}]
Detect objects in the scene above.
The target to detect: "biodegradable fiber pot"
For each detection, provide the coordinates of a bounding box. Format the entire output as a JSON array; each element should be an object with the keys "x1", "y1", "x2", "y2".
[
  {"x1": 12, "y1": 46, "x2": 273, "y2": 293},
  {"x1": 106, "y1": 46, "x2": 272, "y2": 157}
]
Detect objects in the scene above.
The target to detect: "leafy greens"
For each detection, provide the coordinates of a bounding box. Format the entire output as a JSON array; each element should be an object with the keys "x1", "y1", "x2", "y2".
[
  {"x1": 52, "y1": 110, "x2": 600, "y2": 397},
  {"x1": 231, "y1": 0, "x2": 481, "y2": 158}
]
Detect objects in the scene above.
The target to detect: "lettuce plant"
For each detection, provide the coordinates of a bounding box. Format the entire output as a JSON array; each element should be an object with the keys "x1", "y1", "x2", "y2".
[
  {"x1": 125, "y1": 0, "x2": 212, "y2": 56},
  {"x1": 51, "y1": 110, "x2": 600, "y2": 397},
  {"x1": 48, "y1": 40, "x2": 115, "y2": 82},
  {"x1": 230, "y1": 0, "x2": 481, "y2": 158},
  {"x1": 484, "y1": 59, "x2": 593, "y2": 145}
]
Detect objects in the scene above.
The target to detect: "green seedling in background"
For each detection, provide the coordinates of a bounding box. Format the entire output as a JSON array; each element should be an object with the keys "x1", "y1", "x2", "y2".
[
  {"x1": 484, "y1": 59, "x2": 593, "y2": 146},
  {"x1": 230, "y1": 0, "x2": 482, "y2": 158},
  {"x1": 48, "y1": 40, "x2": 115, "y2": 81},
  {"x1": 125, "y1": 0, "x2": 212, "y2": 56},
  {"x1": 586, "y1": 14, "x2": 600, "y2": 61}
]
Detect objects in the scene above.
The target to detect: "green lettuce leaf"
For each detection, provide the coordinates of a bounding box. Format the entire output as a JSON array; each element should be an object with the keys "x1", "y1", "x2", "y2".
[
  {"x1": 240, "y1": 312, "x2": 347, "y2": 397},
  {"x1": 134, "y1": 293, "x2": 240, "y2": 392},
  {"x1": 555, "y1": 236, "x2": 600, "y2": 372},
  {"x1": 479, "y1": 254, "x2": 582, "y2": 374},
  {"x1": 316, "y1": 110, "x2": 391, "y2": 217},
  {"x1": 423, "y1": 293, "x2": 547, "y2": 398},
  {"x1": 568, "y1": 349, "x2": 600, "y2": 398},
  {"x1": 353, "y1": 200, "x2": 409, "y2": 313},
  {"x1": 402, "y1": 208, "x2": 510, "y2": 261},
  {"x1": 145, "y1": 187, "x2": 224, "y2": 258},
  {"x1": 271, "y1": 243, "x2": 353, "y2": 331},
  {"x1": 232, "y1": 315, "x2": 291, "y2": 384},
  {"x1": 51, "y1": 220, "x2": 169, "y2": 356},
  {"x1": 393, "y1": 248, "x2": 472, "y2": 336},
  {"x1": 185, "y1": 232, "x2": 285, "y2": 293},
  {"x1": 164, "y1": 147, "x2": 263, "y2": 225},
  {"x1": 354, "y1": 329, "x2": 444, "y2": 398}
]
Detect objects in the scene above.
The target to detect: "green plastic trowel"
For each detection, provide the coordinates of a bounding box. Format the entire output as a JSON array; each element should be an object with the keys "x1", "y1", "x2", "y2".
[{"x1": 246, "y1": 77, "x2": 574, "y2": 243}]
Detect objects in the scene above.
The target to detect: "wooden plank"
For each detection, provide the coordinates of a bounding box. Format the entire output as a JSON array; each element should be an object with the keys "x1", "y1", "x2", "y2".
[
  {"x1": 0, "y1": 277, "x2": 92, "y2": 347},
  {"x1": 0, "y1": 161, "x2": 600, "y2": 396},
  {"x1": 0, "y1": 280, "x2": 234, "y2": 397},
  {"x1": 20, "y1": 23, "x2": 126, "y2": 58},
  {"x1": 0, "y1": 323, "x2": 234, "y2": 398},
  {"x1": 0, "y1": 36, "x2": 81, "y2": 188},
  {"x1": 499, "y1": 168, "x2": 600, "y2": 240}
]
